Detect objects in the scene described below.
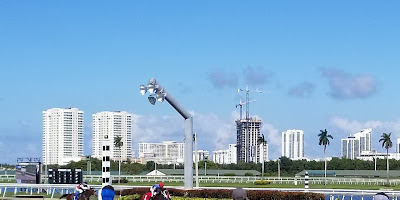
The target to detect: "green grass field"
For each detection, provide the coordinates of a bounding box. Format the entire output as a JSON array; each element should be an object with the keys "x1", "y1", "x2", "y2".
[{"x1": 111, "y1": 181, "x2": 400, "y2": 190}]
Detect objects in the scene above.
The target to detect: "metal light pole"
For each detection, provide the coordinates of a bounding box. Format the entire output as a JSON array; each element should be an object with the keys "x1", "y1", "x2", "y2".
[
  {"x1": 140, "y1": 78, "x2": 194, "y2": 189},
  {"x1": 194, "y1": 132, "x2": 199, "y2": 187},
  {"x1": 278, "y1": 158, "x2": 281, "y2": 179}
]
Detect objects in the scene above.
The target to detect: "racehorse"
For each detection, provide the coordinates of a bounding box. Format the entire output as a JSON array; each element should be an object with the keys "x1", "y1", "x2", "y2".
[
  {"x1": 59, "y1": 189, "x2": 96, "y2": 200},
  {"x1": 141, "y1": 189, "x2": 171, "y2": 200}
]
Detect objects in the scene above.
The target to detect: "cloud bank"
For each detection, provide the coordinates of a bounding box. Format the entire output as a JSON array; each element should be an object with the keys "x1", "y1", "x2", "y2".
[
  {"x1": 288, "y1": 82, "x2": 315, "y2": 97},
  {"x1": 321, "y1": 68, "x2": 378, "y2": 99},
  {"x1": 207, "y1": 66, "x2": 273, "y2": 89},
  {"x1": 207, "y1": 68, "x2": 239, "y2": 89},
  {"x1": 243, "y1": 66, "x2": 272, "y2": 86}
]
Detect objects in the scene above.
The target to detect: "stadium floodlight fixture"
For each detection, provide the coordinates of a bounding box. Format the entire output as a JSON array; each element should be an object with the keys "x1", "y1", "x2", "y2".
[
  {"x1": 139, "y1": 78, "x2": 194, "y2": 189},
  {"x1": 156, "y1": 92, "x2": 165, "y2": 102},
  {"x1": 140, "y1": 84, "x2": 147, "y2": 95},
  {"x1": 148, "y1": 95, "x2": 157, "y2": 105},
  {"x1": 148, "y1": 82, "x2": 155, "y2": 94}
]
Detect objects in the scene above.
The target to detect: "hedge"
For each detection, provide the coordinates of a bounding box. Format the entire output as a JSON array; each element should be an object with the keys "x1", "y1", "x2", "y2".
[
  {"x1": 120, "y1": 188, "x2": 325, "y2": 200},
  {"x1": 253, "y1": 180, "x2": 271, "y2": 185}
]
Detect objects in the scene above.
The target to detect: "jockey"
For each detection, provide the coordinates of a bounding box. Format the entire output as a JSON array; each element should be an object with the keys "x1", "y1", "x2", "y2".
[
  {"x1": 150, "y1": 182, "x2": 164, "y2": 197},
  {"x1": 75, "y1": 182, "x2": 90, "y2": 200}
]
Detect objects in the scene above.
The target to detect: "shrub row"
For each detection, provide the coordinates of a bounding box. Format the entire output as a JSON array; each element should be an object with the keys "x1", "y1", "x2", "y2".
[
  {"x1": 253, "y1": 180, "x2": 271, "y2": 185},
  {"x1": 120, "y1": 188, "x2": 325, "y2": 200}
]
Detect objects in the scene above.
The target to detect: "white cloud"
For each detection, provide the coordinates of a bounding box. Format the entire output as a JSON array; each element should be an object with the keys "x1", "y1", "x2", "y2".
[
  {"x1": 261, "y1": 122, "x2": 281, "y2": 159},
  {"x1": 329, "y1": 116, "x2": 400, "y2": 152},
  {"x1": 132, "y1": 111, "x2": 238, "y2": 152}
]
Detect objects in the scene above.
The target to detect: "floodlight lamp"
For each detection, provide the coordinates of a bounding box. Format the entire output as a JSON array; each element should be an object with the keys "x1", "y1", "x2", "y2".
[
  {"x1": 148, "y1": 83, "x2": 155, "y2": 94},
  {"x1": 148, "y1": 95, "x2": 157, "y2": 105},
  {"x1": 140, "y1": 84, "x2": 147, "y2": 95},
  {"x1": 156, "y1": 92, "x2": 165, "y2": 102}
]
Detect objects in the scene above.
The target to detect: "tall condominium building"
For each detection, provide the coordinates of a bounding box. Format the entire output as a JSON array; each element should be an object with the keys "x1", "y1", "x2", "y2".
[
  {"x1": 193, "y1": 150, "x2": 210, "y2": 162},
  {"x1": 92, "y1": 111, "x2": 132, "y2": 161},
  {"x1": 341, "y1": 128, "x2": 372, "y2": 159},
  {"x1": 341, "y1": 136, "x2": 360, "y2": 159},
  {"x1": 42, "y1": 108, "x2": 84, "y2": 166},
  {"x1": 236, "y1": 118, "x2": 262, "y2": 163},
  {"x1": 354, "y1": 128, "x2": 372, "y2": 152},
  {"x1": 281, "y1": 129, "x2": 304, "y2": 160},
  {"x1": 138, "y1": 141, "x2": 184, "y2": 164},
  {"x1": 212, "y1": 144, "x2": 238, "y2": 164}
]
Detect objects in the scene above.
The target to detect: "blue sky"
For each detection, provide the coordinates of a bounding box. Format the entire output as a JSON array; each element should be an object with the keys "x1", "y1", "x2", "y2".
[{"x1": 1, "y1": 1, "x2": 400, "y2": 164}]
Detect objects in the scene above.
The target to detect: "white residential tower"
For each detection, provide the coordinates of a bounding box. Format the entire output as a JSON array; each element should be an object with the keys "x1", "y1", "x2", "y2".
[
  {"x1": 92, "y1": 111, "x2": 133, "y2": 161},
  {"x1": 281, "y1": 129, "x2": 304, "y2": 160},
  {"x1": 42, "y1": 108, "x2": 84, "y2": 166}
]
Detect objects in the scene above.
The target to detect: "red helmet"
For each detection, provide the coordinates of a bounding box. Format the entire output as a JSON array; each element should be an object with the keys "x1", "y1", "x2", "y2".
[{"x1": 159, "y1": 182, "x2": 164, "y2": 188}]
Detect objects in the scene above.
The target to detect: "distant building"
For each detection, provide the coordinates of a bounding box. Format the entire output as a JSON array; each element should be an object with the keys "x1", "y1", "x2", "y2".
[
  {"x1": 193, "y1": 150, "x2": 210, "y2": 162},
  {"x1": 341, "y1": 136, "x2": 360, "y2": 159},
  {"x1": 281, "y1": 129, "x2": 304, "y2": 160},
  {"x1": 212, "y1": 144, "x2": 238, "y2": 164},
  {"x1": 236, "y1": 118, "x2": 263, "y2": 163},
  {"x1": 341, "y1": 128, "x2": 372, "y2": 159},
  {"x1": 357, "y1": 151, "x2": 400, "y2": 161},
  {"x1": 42, "y1": 108, "x2": 84, "y2": 165},
  {"x1": 138, "y1": 141, "x2": 184, "y2": 165},
  {"x1": 92, "y1": 111, "x2": 133, "y2": 161},
  {"x1": 397, "y1": 138, "x2": 400, "y2": 153}
]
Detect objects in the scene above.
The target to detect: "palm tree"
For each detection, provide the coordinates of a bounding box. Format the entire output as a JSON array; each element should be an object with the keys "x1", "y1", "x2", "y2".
[
  {"x1": 318, "y1": 129, "x2": 333, "y2": 185},
  {"x1": 114, "y1": 136, "x2": 123, "y2": 184},
  {"x1": 379, "y1": 132, "x2": 392, "y2": 185},
  {"x1": 257, "y1": 134, "x2": 267, "y2": 179}
]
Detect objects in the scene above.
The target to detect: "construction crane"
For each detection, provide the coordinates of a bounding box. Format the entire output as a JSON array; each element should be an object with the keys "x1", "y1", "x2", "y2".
[
  {"x1": 236, "y1": 99, "x2": 256, "y2": 120},
  {"x1": 238, "y1": 85, "x2": 263, "y2": 163}
]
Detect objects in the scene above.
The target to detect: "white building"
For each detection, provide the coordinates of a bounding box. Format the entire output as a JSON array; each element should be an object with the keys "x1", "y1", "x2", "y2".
[
  {"x1": 236, "y1": 118, "x2": 263, "y2": 163},
  {"x1": 193, "y1": 150, "x2": 210, "y2": 162},
  {"x1": 341, "y1": 136, "x2": 360, "y2": 159},
  {"x1": 354, "y1": 128, "x2": 372, "y2": 152},
  {"x1": 397, "y1": 138, "x2": 400, "y2": 153},
  {"x1": 341, "y1": 128, "x2": 372, "y2": 159},
  {"x1": 138, "y1": 141, "x2": 184, "y2": 164},
  {"x1": 42, "y1": 108, "x2": 84, "y2": 166},
  {"x1": 92, "y1": 111, "x2": 133, "y2": 161},
  {"x1": 281, "y1": 129, "x2": 304, "y2": 160},
  {"x1": 357, "y1": 150, "x2": 400, "y2": 161},
  {"x1": 212, "y1": 144, "x2": 238, "y2": 164}
]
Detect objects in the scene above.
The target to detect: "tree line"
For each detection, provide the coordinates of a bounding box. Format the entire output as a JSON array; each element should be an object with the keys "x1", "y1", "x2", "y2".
[{"x1": 37, "y1": 156, "x2": 400, "y2": 177}]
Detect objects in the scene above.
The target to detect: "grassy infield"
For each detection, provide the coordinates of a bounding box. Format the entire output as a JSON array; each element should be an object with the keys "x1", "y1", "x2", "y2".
[{"x1": 1, "y1": 181, "x2": 399, "y2": 199}]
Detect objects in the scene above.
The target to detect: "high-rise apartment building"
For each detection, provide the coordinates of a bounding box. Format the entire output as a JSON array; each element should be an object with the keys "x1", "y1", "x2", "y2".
[
  {"x1": 341, "y1": 136, "x2": 360, "y2": 159},
  {"x1": 138, "y1": 141, "x2": 184, "y2": 164},
  {"x1": 92, "y1": 111, "x2": 132, "y2": 161},
  {"x1": 236, "y1": 118, "x2": 263, "y2": 163},
  {"x1": 42, "y1": 108, "x2": 84, "y2": 166},
  {"x1": 212, "y1": 144, "x2": 238, "y2": 164},
  {"x1": 354, "y1": 128, "x2": 372, "y2": 152},
  {"x1": 281, "y1": 129, "x2": 304, "y2": 160},
  {"x1": 341, "y1": 128, "x2": 372, "y2": 159},
  {"x1": 193, "y1": 150, "x2": 210, "y2": 162}
]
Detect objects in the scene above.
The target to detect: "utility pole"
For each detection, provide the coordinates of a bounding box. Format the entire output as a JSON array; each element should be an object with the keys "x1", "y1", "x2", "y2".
[
  {"x1": 238, "y1": 86, "x2": 262, "y2": 162},
  {"x1": 194, "y1": 132, "x2": 199, "y2": 187}
]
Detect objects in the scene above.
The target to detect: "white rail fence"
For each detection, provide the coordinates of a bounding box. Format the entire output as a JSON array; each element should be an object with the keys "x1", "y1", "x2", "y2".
[
  {"x1": 1, "y1": 183, "x2": 400, "y2": 200},
  {"x1": 2, "y1": 174, "x2": 400, "y2": 186}
]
